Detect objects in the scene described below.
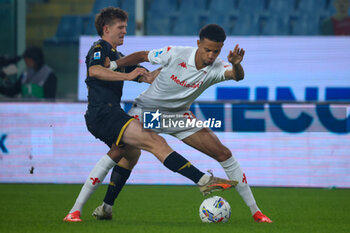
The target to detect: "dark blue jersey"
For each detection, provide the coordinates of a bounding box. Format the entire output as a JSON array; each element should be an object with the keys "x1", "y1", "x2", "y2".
[{"x1": 85, "y1": 39, "x2": 142, "y2": 106}]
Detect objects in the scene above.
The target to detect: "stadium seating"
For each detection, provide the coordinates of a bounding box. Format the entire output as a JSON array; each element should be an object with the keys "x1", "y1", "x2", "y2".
[
  {"x1": 260, "y1": 15, "x2": 289, "y2": 35},
  {"x1": 83, "y1": 14, "x2": 97, "y2": 36},
  {"x1": 122, "y1": 0, "x2": 136, "y2": 34},
  {"x1": 172, "y1": 13, "x2": 200, "y2": 35},
  {"x1": 267, "y1": 0, "x2": 296, "y2": 15},
  {"x1": 289, "y1": 14, "x2": 321, "y2": 35},
  {"x1": 237, "y1": 0, "x2": 266, "y2": 14},
  {"x1": 231, "y1": 14, "x2": 260, "y2": 35},
  {"x1": 148, "y1": 0, "x2": 178, "y2": 16},
  {"x1": 43, "y1": 0, "x2": 342, "y2": 42},
  {"x1": 207, "y1": 0, "x2": 237, "y2": 15},
  {"x1": 146, "y1": 0, "x2": 178, "y2": 35},
  {"x1": 92, "y1": 0, "x2": 121, "y2": 13},
  {"x1": 296, "y1": 0, "x2": 328, "y2": 15},
  {"x1": 46, "y1": 15, "x2": 84, "y2": 43}
]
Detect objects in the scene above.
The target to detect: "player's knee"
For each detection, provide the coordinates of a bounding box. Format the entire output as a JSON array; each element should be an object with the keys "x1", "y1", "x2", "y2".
[
  {"x1": 139, "y1": 130, "x2": 165, "y2": 150},
  {"x1": 215, "y1": 146, "x2": 232, "y2": 162},
  {"x1": 107, "y1": 146, "x2": 124, "y2": 163}
]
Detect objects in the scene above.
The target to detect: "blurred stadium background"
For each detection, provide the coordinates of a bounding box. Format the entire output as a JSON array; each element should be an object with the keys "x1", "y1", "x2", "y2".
[
  {"x1": 0, "y1": 1, "x2": 350, "y2": 231},
  {"x1": 1, "y1": 0, "x2": 349, "y2": 99},
  {"x1": 1, "y1": 0, "x2": 350, "y2": 185}
]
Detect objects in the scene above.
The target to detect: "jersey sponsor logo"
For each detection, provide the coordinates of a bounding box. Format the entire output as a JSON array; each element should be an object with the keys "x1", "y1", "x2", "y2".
[
  {"x1": 179, "y1": 62, "x2": 187, "y2": 69},
  {"x1": 94, "y1": 44, "x2": 102, "y2": 48},
  {"x1": 224, "y1": 65, "x2": 231, "y2": 68},
  {"x1": 93, "y1": 51, "x2": 101, "y2": 60},
  {"x1": 170, "y1": 75, "x2": 203, "y2": 88},
  {"x1": 143, "y1": 110, "x2": 161, "y2": 129}
]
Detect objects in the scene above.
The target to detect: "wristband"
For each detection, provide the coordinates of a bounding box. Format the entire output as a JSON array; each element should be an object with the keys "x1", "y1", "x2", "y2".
[
  {"x1": 133, "y1": 75, "x2": 143, "y2": 83},
  {"x1": 109, "y1": 61, "x2": 118, "y2": 71}
]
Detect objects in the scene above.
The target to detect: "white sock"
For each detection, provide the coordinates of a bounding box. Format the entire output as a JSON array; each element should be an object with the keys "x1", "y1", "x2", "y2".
[
  {"x1": 197, "y1": 174, "x2": 210, "y2": 186},
  {"x1": 220, "y1": 156, "x2": 260, "y2": 216},
  {"x1": 70, "y1": 155, "x2": 117, "y2": 213}
]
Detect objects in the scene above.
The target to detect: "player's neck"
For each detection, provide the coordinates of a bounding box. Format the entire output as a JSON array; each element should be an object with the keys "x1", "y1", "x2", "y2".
[
  {"x1": 195, "y1": 51, "x2": 206, "y2": 70},
  {"x1": 101, "y1": 37, "x2": 118, "y2": 49}
]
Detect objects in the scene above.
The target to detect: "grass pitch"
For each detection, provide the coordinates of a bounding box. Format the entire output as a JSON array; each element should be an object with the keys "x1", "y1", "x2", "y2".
[{"x1": 0, "y1": 184, "x2": 349, "y2": 233}]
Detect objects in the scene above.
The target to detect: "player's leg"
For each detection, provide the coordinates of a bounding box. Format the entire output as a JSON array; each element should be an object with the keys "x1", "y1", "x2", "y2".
[
  {"x1": 104, "y1": 146, "x2": 140, "y2": 207},
  {"x1": 120, "y1": 120, "x2": 237, "y2": 192},
  {"x1": 63, "y1": 144, "x2": 125, "y2": 222},
  {"x1": 182, "y1": 128, "x2": 272, "y2": 223},
  {"x1": 92, "y1": 145, "x2": 141, "y2": 220}
]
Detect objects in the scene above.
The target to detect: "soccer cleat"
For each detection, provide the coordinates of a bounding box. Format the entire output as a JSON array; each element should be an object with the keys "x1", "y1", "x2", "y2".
[
  {"x1": 63, "y1": 210, "x2": 82, "y2": 222},
  {"x1": 92, "y1": 204, "x2": 113, "y2": 220},
  {"x1": 199, "y1": 170, "x2": 238, "y2": 196},
  {"x1": 253, "y1": 211, "x2": 272, "y2": 223}
]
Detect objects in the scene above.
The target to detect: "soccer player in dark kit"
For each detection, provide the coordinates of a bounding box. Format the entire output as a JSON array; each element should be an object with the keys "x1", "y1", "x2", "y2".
[{"x1": 63, "y1": 7, "x2": 236, "y2": 222}]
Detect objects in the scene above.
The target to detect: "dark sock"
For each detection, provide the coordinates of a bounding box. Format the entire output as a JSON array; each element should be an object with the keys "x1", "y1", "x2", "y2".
[
  {"x1": 103, "y1": 165, "x2": 131, "y2": 206},
  {"x1": 163, "y1": 151, "x2": 204, "y2": 183}
]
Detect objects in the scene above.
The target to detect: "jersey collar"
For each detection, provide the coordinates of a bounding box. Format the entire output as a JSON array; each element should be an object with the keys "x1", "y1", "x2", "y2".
[{"x1": 188, "y1": 47, "x2": 212, "y2": 73}]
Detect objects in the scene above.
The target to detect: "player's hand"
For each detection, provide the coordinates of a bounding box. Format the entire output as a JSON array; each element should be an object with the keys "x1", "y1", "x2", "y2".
[
  {"x1": 227, "y1": 44, "x2": 245, "y2": 65},
  {"x1": 126, "y1": 68, "x2": 148, "y2": 80},
  {"x1": 104, "y1": 57, "x2": 111, "y2": 68},
  {"x1": 140, "y1": 68, "x2": 161, "y2": 84}
]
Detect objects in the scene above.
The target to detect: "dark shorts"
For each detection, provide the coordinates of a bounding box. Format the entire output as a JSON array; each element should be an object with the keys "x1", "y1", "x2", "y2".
[{"x1": 84, "y1": 103, "x2": 134, "y2": 148}]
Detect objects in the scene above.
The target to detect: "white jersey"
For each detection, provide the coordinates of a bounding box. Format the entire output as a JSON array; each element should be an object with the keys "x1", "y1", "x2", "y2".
[{"x1": 134, "y1": 46, "x2": 232, "y2": 111}]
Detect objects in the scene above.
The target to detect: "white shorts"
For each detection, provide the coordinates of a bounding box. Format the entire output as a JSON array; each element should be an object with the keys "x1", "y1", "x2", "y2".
[{"x1": 128, "y1": 106, "x2": 202, "y2": 140}]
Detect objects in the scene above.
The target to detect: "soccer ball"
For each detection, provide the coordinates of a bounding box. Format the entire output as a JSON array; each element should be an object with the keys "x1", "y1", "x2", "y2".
[{"x1": 199, "y1": 196, "x2": 231, "y2": 223}]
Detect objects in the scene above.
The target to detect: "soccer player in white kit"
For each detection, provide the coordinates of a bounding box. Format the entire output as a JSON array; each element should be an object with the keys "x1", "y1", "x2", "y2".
[{"x1": 93, "y1": 24, "x2": 272, "y2": 223}]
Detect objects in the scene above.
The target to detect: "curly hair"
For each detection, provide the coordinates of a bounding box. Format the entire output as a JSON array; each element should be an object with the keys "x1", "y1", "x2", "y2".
[{"x1": 199, "y1": 24, "x2": 226, "y2": 42}]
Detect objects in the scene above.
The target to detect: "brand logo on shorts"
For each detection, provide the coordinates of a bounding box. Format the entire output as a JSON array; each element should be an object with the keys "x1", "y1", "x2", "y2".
[{"x1": 143, "y1": 110, "x2": 162, "y2": 129}]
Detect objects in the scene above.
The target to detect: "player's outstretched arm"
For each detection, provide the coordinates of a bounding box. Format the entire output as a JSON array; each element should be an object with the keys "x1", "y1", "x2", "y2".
[
  {"x1": 224, "y1": 44, "x2": 245, "y2": 81},
  {"x1": 89, "y1": 65, "x2": 147, "y2": 81},
  {"x1": 115, "y1": 51, "x2": 150, "y2": 67}
]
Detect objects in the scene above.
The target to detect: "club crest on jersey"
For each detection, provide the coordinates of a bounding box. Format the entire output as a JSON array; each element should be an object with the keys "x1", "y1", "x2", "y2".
[{"x1": 93, "y1": 51, "x2": 101, "y2": 60}]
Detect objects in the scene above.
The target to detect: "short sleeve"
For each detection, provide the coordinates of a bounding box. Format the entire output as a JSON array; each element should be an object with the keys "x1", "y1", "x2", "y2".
[
  {"x1": 87, "y1": 43, "x2": 107, "y2": 68},
  {"x1": 147, "y1": 46, "x2": 173, "y2": 66},
  {"x1": 210, "y1": 58, "x2": 232, "y2": 84}
]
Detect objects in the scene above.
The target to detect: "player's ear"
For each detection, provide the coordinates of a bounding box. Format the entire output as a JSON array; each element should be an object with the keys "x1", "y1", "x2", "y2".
[
  {"x1": 197, "y1": 40, "x2": 201, "y2": 48},
  {"x1": 103, "y1": 25, "x2": 109, "y2": 35}
]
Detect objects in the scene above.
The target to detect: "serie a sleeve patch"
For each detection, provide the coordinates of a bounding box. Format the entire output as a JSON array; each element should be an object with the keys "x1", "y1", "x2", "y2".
[{"x1": 93, "y1": 51, "x2": 101, "y2": 60}]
